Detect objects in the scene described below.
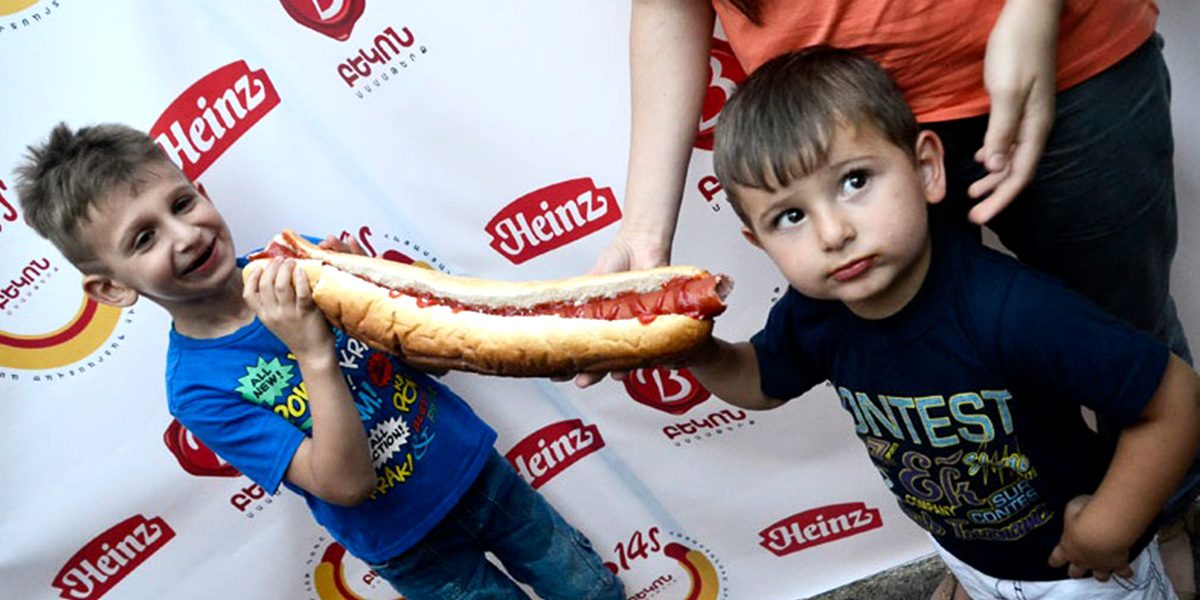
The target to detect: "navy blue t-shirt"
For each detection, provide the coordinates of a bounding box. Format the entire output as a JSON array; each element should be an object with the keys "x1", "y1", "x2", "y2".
[{"x1": 751, "y1": 227, "x2": 1169, "y2": 580}]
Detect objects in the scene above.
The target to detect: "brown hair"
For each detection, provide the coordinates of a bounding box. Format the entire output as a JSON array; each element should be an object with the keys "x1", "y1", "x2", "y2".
[
  {"x1": 712, "y1": 47, "x2": 918, "y2": 225},
  {"x1": 15, "y1": 122, "x2": 174, "y2": 269}
]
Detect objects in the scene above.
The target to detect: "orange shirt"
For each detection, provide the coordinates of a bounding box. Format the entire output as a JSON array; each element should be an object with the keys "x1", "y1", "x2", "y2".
[{"x1": 714, "y1": 0, "x2": 1158, "y2": 122}]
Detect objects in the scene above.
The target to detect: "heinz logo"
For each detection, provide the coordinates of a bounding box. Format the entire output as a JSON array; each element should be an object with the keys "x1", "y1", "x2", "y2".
[
  {"x1": 759, "y1": 502, "x2": 882, "y2": 556},
  {"x1": 486, "y1": 178, "x2": 621, "y2": 264},
  {"x1": 506, "y1": 419, "x2": 605, "y2": 488},
  {"x1": 52, "y1": 515, "x2": 176, "y2": 600},
  {"x1": 150, "y1": 61, "x2": 281, "y2": 181}
]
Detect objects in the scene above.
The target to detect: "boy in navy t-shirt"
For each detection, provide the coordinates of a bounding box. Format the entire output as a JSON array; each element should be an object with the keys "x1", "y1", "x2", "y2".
[
  {"x1": 16, "y1": 122, "x2": 623, "y2": 600},
  {"x1": 686, "y1": 47, "x2": 1200, "y2": 598}
]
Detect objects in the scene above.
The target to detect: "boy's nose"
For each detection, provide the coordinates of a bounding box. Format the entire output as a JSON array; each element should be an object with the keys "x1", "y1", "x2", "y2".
[
  {"x1": 815, "y1": 209, "x2": 855, "y2": 251},
  {"x1": 170, "y1": 219, "x2": 205, "y2": 252}
]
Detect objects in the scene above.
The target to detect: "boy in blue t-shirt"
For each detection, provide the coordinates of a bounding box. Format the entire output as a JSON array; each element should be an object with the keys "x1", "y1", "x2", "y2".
[
  {"x1": 687, "y1": 47, "x2": 1200, "y2": 598},
  {"x1": 16, "y1": 122, "x2": 623, "y2": 600}
]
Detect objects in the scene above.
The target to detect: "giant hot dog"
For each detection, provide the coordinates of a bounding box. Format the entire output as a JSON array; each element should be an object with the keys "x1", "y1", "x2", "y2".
[{"x1": 246, "y1": 230, "x2": 731, "y2": 377}]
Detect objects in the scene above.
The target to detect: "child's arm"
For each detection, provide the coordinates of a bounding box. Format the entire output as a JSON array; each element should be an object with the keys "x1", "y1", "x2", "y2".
[
  {"x1": 686, "y1": 338, "x2": 785, "y2": 410},
  {"x1": 1048, "y1": 354, "x2": 1200, "y2": 580},
  {"x1": 244, "y1": 257, "x2": 376, "y2": 506}
]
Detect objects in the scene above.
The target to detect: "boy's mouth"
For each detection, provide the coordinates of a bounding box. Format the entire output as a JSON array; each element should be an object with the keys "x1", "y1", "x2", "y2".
[
  {"x1": 180, "y1": 239, "x2": 217, "y2": 277},
  {"x1": 830, "y1": 256, "x2": 875, "y2": 282}
]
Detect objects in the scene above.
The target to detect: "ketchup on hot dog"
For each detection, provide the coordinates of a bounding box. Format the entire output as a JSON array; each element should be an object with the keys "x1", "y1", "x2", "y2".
[{"x1": 392, "y1": 275, "x2": 725, "y2": 324}]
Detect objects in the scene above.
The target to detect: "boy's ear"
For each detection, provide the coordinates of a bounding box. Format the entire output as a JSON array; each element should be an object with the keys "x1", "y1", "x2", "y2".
[
  {"x1": 82, "y1": 274, "x2": 139, "y2": 308},
  {"x1": 915, "y1": 130, "x2": 947, "y2": 205},
  {"x1": 741, "y1": 225, "x2": 763, "y2": 249}
]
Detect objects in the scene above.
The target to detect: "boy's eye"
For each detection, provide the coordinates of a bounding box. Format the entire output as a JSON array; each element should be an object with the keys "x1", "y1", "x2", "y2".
[
  {"x1": 774, "y1": 208, "x2": 806, "y2": 229},
  {"x1": 173, "y1": 195, "x2": 195, "y2": 213},
  {"x1": 132, "y1": 230, "x2": 155, "y2": 250},
  {"x1": 841, "y1": 169, "x2": 870, "y2": 195}
]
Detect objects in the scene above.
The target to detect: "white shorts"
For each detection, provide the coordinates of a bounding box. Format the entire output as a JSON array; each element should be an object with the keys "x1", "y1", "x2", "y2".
[{"x1": 931, "y1": 536, "x2": 1177, "y2": 600}]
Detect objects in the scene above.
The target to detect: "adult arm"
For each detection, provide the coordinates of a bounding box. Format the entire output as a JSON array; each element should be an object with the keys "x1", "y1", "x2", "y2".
[
  {"x1": 244, "y1": 257, "x2": 376, "y2": 506},
  {"x1": 592, "y1": 0, "x2": 716, "y2": 274},
  {"x1": 1048, "y1": 355, "x2": 1200, "y2": 580},
  {"x1": 967, "y1": 0, "x2": 1063, "y2": 224},
  {"x1": 575, "y1": 0, "x2": 714, "y2": 387}
]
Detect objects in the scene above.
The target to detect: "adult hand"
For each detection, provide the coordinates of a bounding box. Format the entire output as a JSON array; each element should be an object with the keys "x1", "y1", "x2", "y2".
[
  {"x1": 578, "y1": 230, "x2": 672, "y2": 386},
  {"x1": 572, "y1": 367, "x2": 630, "y2": 389},
  {"x1": 318, "y1": 234, "x2": 367, "y2": 257},
  {"x1": 589, "y1": 230, "x2": 672, "y2": 275},
  {"x1": 589, "y1": 0, "x2": 715, "y2": 277},
  {"x1": 1047, "y1": 495, "x2": 1135, "y2": 582},
  {"x1": 968, "y1": 0, "x2": 1062, "y2": 225}
]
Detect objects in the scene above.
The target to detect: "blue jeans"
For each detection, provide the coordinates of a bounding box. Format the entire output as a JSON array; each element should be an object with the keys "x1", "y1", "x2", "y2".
[
  {"x1": 928, "y1": 33, "x2": 1198, "y2": 523},
  {"x1": 370, "y1": 450, "x2": 624, "y2": 600}
]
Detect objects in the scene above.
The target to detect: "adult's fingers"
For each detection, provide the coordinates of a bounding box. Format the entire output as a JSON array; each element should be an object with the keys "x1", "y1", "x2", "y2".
[
  {"x1": 977, "y1": 86, "x2": 1022, "y2": 173},
  {"x1": 966, "y1": 166, "x2": 1014, "y2": 225},
  {"x1": 589, "y1": 241, "x2": 636, "y2": 276},
  {"x1": 344, "y1": 236, "x2": 367, "y2": 256},
  {"x1": 574, "y1": 372, "x2": 607, "y2": 388}
]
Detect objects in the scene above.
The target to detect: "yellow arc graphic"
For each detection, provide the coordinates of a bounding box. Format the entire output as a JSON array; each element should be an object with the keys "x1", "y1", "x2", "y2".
[
  {"x1": 0, "y1": 0, "x2": 40, "y2": 16},
  {"x1": 665, "y1": 542, "x2": 721, "y2": 600},
  {"x1": 0, "y1": 298, "x2": 121, "y2": 369},
  {"x1": 315, "y1": 544, "x2": 403, "y2": 600}
]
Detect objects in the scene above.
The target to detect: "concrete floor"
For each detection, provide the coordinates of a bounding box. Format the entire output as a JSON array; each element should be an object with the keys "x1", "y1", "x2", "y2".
[{"x1": 808, "y1": 555, "x2": 947, "y2": 600}]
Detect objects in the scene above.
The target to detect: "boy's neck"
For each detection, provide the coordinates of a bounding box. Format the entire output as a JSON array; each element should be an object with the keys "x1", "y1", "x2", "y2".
[{"x1": 169, "y1": 275, "x2": 256, "y2": 339}]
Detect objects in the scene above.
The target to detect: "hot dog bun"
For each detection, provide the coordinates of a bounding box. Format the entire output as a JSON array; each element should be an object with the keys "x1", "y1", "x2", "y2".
[{"x1": 246, "y1": 231, "x2": 731, "y2": 377}]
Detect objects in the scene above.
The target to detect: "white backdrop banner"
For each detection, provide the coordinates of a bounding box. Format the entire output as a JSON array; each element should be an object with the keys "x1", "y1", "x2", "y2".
[{"x1": 2, "y1": 2, "x2": 1198, "y2": 600}]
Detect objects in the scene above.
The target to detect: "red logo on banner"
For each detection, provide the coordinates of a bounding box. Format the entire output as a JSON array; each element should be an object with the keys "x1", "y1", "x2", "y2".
[
  {"x1": 486, "y1": 178, "x2": 621, "y2": 265},
  {"x1": 695, "y1": 38, "x2": 746, "y2": 151},
  {"x1": 51, "y1": 515, "x2": 176, "y2": 600},
  {"x1": 343, "y1": 225, "x2": 446, "y2": 271},
  {"x1": 163, "y1": 419, "x2": 240, "y2": 477},
  {"x1": 0, "y1": 179, "x2": 17, "y2": 232},
  {"x1": 759, "y1": 503, "x2": 883, "y2": 556},
  {"x1": 506, "y1": 419, "x2": 605, "y2": 488},
  {"x1": 149, "y1": 61, "x2": 281, "y2": 181},
  {"x1": 605, "y1": 527, "x2": 728, "y2": 598},
  {"x1": 624, "y1": 367, "x2": 711, "y2": 415},
  {"x1": 279, "y1": 0, "x2": 366, "y2": 41}
]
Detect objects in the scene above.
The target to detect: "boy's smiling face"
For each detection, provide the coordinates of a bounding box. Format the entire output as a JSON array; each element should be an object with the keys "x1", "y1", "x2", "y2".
[
  {"x1": 737, "y1": 124, "x2": 946, "y2": 319},
  {"x1": 77, "y1": 160, "x2": 239, "y2": 310}
]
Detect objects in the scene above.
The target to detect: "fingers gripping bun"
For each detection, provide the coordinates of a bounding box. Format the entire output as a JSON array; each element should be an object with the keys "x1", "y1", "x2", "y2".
[{"x1": 246, "y1": 231, "x2": 730, "y2": 377}]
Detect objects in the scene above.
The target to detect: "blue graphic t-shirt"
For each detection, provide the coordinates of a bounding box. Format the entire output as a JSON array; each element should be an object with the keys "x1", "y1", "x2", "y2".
[
  {"x1": 166, "y1": 319, "x2": 496, "y2": 564},
  {"x1": 751, "y1": 227, "x2": 1169, "y2": 581}
]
